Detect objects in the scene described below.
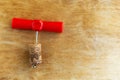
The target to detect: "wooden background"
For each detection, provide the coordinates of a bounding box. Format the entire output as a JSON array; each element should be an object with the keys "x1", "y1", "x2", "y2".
[{"x1": 0, "y1": 0, "x2": 120, "y2": 80}]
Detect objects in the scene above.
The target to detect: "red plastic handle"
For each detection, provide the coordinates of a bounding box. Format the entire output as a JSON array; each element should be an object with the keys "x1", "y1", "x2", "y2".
[{"x1": 12, "y1": 18, "x2": 63, "y2": 33}]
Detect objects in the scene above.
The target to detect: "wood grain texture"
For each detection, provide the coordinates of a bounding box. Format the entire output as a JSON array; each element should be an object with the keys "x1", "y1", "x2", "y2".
[{"x1": 0, "y1": 0, "x2": 120, "y2": 80}]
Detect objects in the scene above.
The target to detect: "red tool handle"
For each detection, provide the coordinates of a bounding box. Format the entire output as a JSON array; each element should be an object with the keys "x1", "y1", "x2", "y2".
[{"x1": 12, "y1": 18, "x2": 63, "y2": 33}]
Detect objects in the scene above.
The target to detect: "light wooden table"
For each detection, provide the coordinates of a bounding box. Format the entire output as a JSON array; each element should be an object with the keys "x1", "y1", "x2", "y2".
[{"x1": 0, "y1": 0, "x2": 120, "y2": 80}]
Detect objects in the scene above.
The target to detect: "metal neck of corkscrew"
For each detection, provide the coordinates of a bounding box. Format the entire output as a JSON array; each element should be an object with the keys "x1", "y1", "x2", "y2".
[{"x1": 35, "y1": 31, "x2": 39, "y2": 44}]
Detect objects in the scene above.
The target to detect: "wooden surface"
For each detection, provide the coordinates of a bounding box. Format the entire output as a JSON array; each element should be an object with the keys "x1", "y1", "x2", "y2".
[{"x1": 0, "y1": 0, "x2": 120, "y2": 80}]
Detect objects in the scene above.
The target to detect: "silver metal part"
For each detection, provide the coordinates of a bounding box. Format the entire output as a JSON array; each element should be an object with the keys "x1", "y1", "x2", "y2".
[{"x1": 36, "y1": 31, "x2": 39, "y2": 44}]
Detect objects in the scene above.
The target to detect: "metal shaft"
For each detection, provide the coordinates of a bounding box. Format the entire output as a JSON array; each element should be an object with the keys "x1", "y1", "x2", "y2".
[{"x1": 36, "y1": 31, "x2": 38, "y2": 44}]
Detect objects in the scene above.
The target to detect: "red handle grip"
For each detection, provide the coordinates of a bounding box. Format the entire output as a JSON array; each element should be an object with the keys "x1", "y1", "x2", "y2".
[{"x1": 12, "y1": 18, "x2": 63, "y2": 33}]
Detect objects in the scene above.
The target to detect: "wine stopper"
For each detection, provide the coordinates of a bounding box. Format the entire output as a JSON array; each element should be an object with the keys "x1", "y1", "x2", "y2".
[{"x1": 12, "y1": 18, "x2": 63, "y2": 68}]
